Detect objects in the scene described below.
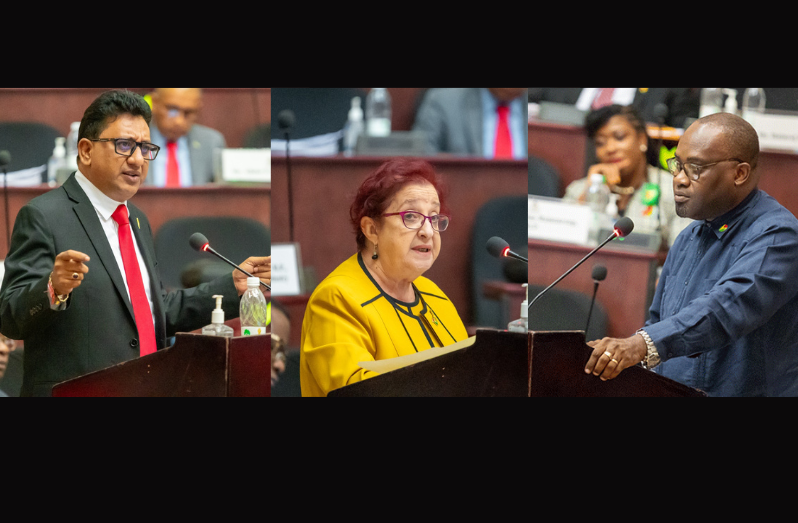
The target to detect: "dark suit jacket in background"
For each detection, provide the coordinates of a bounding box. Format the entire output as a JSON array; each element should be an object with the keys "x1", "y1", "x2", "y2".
[
  {"x1": 412, "y1": 88, "x2": 528, "y2": 157},
  {"x1": 0, "y1": 173, "x2": 240, "y2": 396},
  {"x1": 528, "y1": 88, "x2": 700, "y2": 128},
  {"x1": 146, "y1": 122, "x2": 226, "y2": 186}
]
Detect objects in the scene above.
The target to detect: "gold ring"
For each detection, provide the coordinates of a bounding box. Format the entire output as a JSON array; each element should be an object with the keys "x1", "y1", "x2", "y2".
[
  {"x1": 604, "y1": 351, "x2": 613, "y2": 358},
  {"x1": 72, "y1": 272, "x2": 79, "y2": 280},
  {"x1": 611, "y1": 358, "x2": 619, "y2": 364}
]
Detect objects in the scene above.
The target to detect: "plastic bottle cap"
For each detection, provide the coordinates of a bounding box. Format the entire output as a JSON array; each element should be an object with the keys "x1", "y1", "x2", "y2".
[
  {"x1": 520, "y1": 283, "x2": 528, "y2": 319},
  {"x1": 247, "y1": 277, "x2": 260, "y2": 287},
  {"x1": 212, "y1": 294, "x2": 225, "y2": 324},
  {"x1": 349, "y1": 98, "x2": 363, "y2": 121},
  {"x1": 590, "y1": 173, "x2": 604, "y2": 184}
]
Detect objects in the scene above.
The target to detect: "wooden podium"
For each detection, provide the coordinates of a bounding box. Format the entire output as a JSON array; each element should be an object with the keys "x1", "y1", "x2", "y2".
[
  {"x1": 51, "y1": 333, "x2": 271, "y2": 397},
  {"x1": 328, "y1": 329, "x2": 705, "y2": 397}
]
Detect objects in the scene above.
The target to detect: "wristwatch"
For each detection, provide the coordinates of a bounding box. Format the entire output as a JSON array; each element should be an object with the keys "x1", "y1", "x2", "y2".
[{"x1": 636, "y1": 329, "x2": 661, "y2": 370}]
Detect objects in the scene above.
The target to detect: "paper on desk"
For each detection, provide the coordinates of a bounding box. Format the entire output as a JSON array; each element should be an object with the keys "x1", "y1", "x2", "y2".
[{"x1": 358, "y1": 336, "x2": 476, "y2": 374}]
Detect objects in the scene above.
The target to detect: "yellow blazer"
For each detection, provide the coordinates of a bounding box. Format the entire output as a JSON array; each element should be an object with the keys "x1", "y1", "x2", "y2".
[{"x1": 300, "y1": 253, "x2": 468, "y2": 397}]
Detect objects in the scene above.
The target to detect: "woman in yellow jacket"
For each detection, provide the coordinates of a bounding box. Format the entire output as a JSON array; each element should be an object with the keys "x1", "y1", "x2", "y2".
[{"x1": 300, "y1": 158, "x2": 468, "y2": 397}]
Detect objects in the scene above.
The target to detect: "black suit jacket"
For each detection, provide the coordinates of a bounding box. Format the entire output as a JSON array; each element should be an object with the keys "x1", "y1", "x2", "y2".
[{"x1": 0, "y1": 173, "x2": 240, "y2": 396}]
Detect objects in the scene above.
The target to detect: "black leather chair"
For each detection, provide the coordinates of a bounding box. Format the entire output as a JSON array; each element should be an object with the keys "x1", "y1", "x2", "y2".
[
  {"x1": 528, "y1": 154, "x2": 561, "y2": 198},
  {"x1": 154, "y1": 216, "x2": 270, "y2": 292},
  {"x1": 0, "y1": 121, "x2": 62, "y2": 174},
  {"x1": 527, "y1": 284, "x2": 608, "y2": 341},
  {"x1": 470, "y1": 195, "x2": 528, "y2": 329}
]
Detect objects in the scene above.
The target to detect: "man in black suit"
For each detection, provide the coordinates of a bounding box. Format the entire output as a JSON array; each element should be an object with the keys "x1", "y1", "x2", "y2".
[{"x1": 0, "y1": 90, "x2": 270, "y2": 397}]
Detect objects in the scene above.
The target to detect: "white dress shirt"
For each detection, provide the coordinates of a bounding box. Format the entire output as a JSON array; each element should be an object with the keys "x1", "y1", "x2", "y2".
[{"x1": 74, "y1": 171, "x2": 155, "y2": 325}]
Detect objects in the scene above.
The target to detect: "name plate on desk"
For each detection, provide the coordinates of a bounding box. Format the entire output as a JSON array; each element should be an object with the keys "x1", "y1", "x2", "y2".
[
  {"x1": 270, "y1": 243, "x2": 303, "y2": 296},
  {"x1": 215, "y1": 148, "x2": 271, "y2": 183},
  {"x1": 528, "y1": 196, "x2": 592, "y2": 245},
  {"x1": 746, "y1": 112, "x2": 798, "y2": 152}
]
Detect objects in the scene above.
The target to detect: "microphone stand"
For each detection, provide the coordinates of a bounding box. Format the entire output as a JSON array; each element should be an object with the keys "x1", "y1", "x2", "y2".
[
  {"x1": 527, "y1": 231, "x2": 618, "y2": 313},
  {"x1": 584, "y1": 280, "x2": 600, "y2": 333},
  {"x1": 280, "y1": 115, "x2": 295, "y2": 243},
  {"x1": 208, "y1": 245, "x2": 272, "y2": 292}
]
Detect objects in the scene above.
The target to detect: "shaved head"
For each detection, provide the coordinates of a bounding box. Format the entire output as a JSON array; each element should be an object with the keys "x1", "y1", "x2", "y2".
[{"x1": 696, "y1": 112, "x2": 760, "y2": 176}]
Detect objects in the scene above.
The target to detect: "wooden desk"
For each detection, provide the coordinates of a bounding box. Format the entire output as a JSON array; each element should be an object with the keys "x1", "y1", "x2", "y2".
[
  {"x1": 270, "y1": 155, "x2": 528, "y2": 327},
  {"x1": 0, "y1": 184, "x2": 271, "y2": 258},
  {"x1": 528, "y1": 239, "x2": 658, "y2": 338}
]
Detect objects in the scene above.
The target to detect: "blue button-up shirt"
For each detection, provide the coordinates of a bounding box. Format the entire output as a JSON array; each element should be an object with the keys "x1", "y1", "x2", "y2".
[{"x1": 646, "y1": 189, "x2": 798, "y2": 396}]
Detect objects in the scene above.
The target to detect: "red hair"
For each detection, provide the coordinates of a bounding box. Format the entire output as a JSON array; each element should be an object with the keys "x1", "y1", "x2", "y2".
[{"x1": 350, "y1": 158, "x2": 449, "y2": 250}]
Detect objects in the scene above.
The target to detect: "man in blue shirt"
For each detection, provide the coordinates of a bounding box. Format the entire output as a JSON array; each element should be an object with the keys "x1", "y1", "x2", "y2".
[{"x1": 583, "y1": 112, "x2": 798, "y2": 396}]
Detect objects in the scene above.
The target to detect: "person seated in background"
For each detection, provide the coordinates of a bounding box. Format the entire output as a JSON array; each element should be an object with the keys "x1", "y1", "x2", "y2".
[
  {"x1": 299, "y1": 158, "x2": 469, "y2": 397},
  {"x1": 563, "y1": 104, "x2": 693, "y2": 250},
  {"x1": 528, "y1": 88, "x2": 700, "y2": 129},
  {"x1": 146, "y1": 88, "x2": 226, "y2": 187},
  {"x1": 413, "y1": 88, "x2": 528, "y2": 159}
]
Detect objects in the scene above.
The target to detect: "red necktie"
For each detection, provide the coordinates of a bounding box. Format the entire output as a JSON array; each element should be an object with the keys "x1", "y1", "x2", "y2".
[
  {"x1": 112, "y1": 204, "x2": 157, "y2": 357},
  {"x1": 592, "y1": 88, "x2": 615, "y2": 109},
  {"x1": 166, "y1": 141, "x2": 180, "y2": 187},
  {"x1": 494, "y1": 104, "x2": 513, "y2": 159}
]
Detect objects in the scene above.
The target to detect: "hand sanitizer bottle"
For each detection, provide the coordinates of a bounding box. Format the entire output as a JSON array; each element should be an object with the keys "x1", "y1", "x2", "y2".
[
  {"x1": 202, "y1": 295, "x2": 234, "y2": 337},
  {"x1": 507, "y1": 283, "x2": 529, "y2": 332}
]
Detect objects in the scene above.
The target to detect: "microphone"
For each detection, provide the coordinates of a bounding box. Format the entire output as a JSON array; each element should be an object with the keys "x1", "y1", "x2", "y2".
[
  {"x1": 584, "y1": 264, "x2": 607, "y2": 334},
  {"x1": 278, "y1": 109, "x2": 296, "y2": 243},
  {"x1": 188, "y1": 232, "x2": 271, "y2": 291},
  {"x1": 528, "y1": 217, "x2": 633, "y2": 312},
  {"x1": 277, "y1": 109, "x2": 295, "y2": 133},
  {"x1": 486, "y1": 236, "x2": 528, "y2": 263},
  {"x1": 0, "y1": 150, "x2": 11, "y2": 257}
]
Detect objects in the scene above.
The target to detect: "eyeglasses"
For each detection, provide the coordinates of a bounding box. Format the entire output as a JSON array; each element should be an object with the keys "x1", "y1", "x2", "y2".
[
  {"x1": 90, "y1": 138, "x2": 160, "y2": 160},
  {"x1": 666, "y1": 156, "x2": 743, "y2": 182},
  {"x1": 382, "y1": 210, "x2": 450, "y2": 232}
]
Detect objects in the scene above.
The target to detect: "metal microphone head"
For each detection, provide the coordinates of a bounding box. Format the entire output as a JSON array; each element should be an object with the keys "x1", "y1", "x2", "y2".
[
  {"x1": 613, "y1": 217, "x2": 634, "y2": 237},
  {"x1": 0, "y1": 150, "x2": 11, "y2": 168},
  {"x1": 486, "y1": 236, "x2": 510, "y2": 259},
  {"x1": 591, "y1": 265, "x2": 607, "y2": 282},
  {"x1": 277, "y1": 109, "x2": 295, "y2": 132},
  {"x1": 189, "y1": 232, "x2": 210, "y2": 252}
]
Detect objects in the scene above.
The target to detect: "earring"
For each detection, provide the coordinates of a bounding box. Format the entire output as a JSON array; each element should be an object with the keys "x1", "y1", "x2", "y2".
[
  {"x1": 372, "y1": 245, "x2": 378, "y2": 260},
  {"x1": 640, "y1": 144, "x2": 648, "y2": 152}
]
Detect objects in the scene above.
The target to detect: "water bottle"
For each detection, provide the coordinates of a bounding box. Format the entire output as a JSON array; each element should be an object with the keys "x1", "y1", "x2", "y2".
[
  {"x1": 507, "y1": 284, "x2": 528, "y2": 333},
  {"x1": 742, "y1": 88, "x2": 766, "y2": 123},
  {"x1": 723, "y1": 88, "x2": 738, "y2": 115},
  {"x1": 699, "y1": 88, "x2": 723, "y2": 118},
  {"x1": 65, "y1": 121, "x2": 80, "y2": 173},
  {"x1": 343, "y1": 96, "x2": 364, "y2": 156},
  {"x1": 202, "y1": 295, "x2": 234, "y2": 338},
  {"x1": 239, "y1": 277, "x2": 268, "y2": 336},
  {"x1": 47, "y1": 137, "x2": 67, "y2": 187},
  {"x1": 365, "y1": 88, "x2": 391, "y2": 137},
  {"x1": 585, "y1": 173, "x2": 611, "y2": 244}
]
